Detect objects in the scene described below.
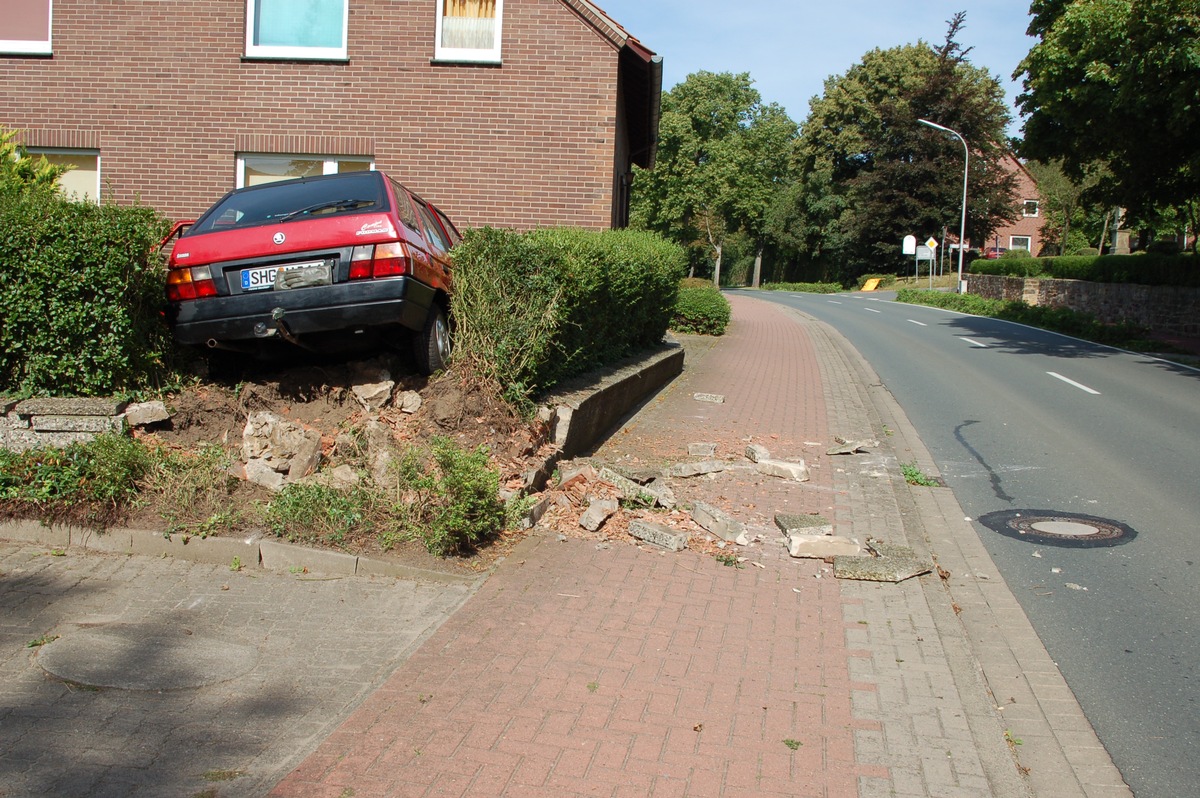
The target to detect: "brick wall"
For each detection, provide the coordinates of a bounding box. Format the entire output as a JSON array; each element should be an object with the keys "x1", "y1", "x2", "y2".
[
  {"x1": 968, "y1": 273, "x2": 1200, "y2": 337},
  {"x1": 1, "y1": 0, "x2": 626, "y2": 230}
]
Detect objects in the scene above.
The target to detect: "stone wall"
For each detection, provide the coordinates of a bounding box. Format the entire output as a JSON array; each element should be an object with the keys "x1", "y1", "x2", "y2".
[{"x1": 967, "y1": 273, "x2": 1200, "y2": 337}]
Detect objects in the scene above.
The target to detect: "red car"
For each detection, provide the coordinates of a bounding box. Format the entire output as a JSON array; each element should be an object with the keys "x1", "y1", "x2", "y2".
[
  {"x1": 165, "y1": 170, "x2": 459, "y2": 374},
  {"x1": 984, "y1": 247, "x2": 1007, "y2": 259}
]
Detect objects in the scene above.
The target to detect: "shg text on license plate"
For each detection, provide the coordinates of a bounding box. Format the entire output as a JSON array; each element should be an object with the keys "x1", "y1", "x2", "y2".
[{"x1": 241, "y1": 260, "x2": 324, "y2": 291}]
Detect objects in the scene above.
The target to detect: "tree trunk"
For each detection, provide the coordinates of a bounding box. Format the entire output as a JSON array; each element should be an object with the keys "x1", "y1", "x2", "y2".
[
  {"x1": 751, "y1": 244, "x2": 763, "y2": 288},
  {"x1": 712, "y1": 243, "x2": 723, "y2": 288}
]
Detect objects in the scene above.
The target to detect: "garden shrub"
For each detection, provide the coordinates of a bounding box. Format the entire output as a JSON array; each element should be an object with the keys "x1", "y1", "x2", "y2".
[
  {"x1": 0, "y1": 433, "x2": 154, "y2": 506},
  {"x1": 450, "y1": 227, "x2": 686, "y2": 400},
  {"x1": 762, "y1": 281, "x2": 843, "y2": 293},
  {"x1": 671, "y1": 278, "x2": 730, "y2": 335},
  {"x1": 969, "y1": 252, "x2": 1198, "y2": 286},
  {"x1": 0, "y1": 187, "x2": 174, "y2": 396}
]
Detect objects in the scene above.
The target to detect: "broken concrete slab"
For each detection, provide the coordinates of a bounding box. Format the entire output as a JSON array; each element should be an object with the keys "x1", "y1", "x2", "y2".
[
  {"x1": 667, "y1": 459, "x2": 725, "y2": 478},
  {"x1": 690, "y1": 501, "x2": 743, "y2": 542},
  {"x1": 123, "y1": 401, "x2": 170, "y2": 427},
  {"x1": 397, "y1": 390, "x2": 422, "y2": 414},
  {"x1": 693, "y1": 393, "x2": 725, "y2": 404},
  {"x1": 833, "y1": 539, "x2": 931, "y2": 582},
  {"x1": 745, "y1": 444, "x2": 770, "y2": 463},
  {"x1": 598, "y1": 467, "x2": 674, "y2": 508},
  {"x1": 786, "y1": 534, "x2": 863, "y2": 559},
  {"x1": 826, "y1": 437, "x2": 879, "y2": 455},
  {"x1": 352, "y1": 379, "x2": 394, "y2": 412},
  {"x1": 14, "y1": 397, "x2": 127, "y2": 416},
  {"x1": 688, "y1": 442, "x2": 717, "y2": 457},
  {"x1": 31, "y1": 415, "x2": 124, "y2": 434},
  {"x1": 579, "y1": 497, "x2": 619, "y2": 532},
  {"x1": 775, "y1": 513, "x2": 834, "y2": 536},
  {"x1": 755, "y1": 458, "x2": 810, "y2": 482},
  {"x1": 629, "y1": 519, "x2": 688, "y2": 552}
]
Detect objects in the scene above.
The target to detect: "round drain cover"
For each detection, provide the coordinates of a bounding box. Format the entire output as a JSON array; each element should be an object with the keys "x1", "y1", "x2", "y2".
[{"x1": 977, "y1": 510, "x2": 1135, "y2": 548}]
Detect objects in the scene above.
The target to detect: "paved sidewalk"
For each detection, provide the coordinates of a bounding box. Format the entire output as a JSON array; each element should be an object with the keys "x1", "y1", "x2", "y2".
[{"x1": 271, "y1": 294, "x2": 1125, "y2": 797}]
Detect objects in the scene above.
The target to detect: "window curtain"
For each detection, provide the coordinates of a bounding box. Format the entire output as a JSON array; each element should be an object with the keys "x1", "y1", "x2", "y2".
[{"x1": 442, "y1": 0, "x2": 496, "y2": 49}]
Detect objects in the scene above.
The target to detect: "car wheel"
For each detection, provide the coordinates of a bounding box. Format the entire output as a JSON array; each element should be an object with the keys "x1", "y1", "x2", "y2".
[{"x1": 414, "y1": 304, "x2": 451, "y2": 375}]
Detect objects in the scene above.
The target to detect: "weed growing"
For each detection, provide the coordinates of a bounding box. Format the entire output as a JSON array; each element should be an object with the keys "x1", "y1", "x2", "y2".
[{"x1": 900, "y1": 462, "x2": 940, "y2": 487}]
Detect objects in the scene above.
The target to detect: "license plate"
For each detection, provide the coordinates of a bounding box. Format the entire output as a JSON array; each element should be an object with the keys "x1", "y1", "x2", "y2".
[{"x1": 240, "y1": 260, "x2": 325, "y2": 291}]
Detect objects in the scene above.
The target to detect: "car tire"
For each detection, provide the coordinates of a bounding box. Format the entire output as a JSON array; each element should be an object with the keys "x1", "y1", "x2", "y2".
[{"x1": 414, "y1": 303, "x2": 451, "y2": 375}]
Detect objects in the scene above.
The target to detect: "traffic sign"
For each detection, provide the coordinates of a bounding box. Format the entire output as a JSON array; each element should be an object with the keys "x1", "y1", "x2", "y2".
[{"x1": 925, "y1": 237, "x2": 938, "y2": 249}]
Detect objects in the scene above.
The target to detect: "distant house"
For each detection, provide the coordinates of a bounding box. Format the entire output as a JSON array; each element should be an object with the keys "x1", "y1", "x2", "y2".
[
  {"x1": 985, "y1": 153, "x2": 1046, "y2": 255},
  {"x1": 1, "y1": 0, "x2": 661, "y2": 230}
]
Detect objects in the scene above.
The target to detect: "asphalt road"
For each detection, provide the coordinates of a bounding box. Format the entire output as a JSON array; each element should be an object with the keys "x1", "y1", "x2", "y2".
[{"x1": 738, "y1": 287, "x2": 1200, "y2": 798}]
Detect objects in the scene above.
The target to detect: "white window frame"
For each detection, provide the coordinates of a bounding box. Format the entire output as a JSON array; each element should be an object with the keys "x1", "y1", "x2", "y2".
[
  {"x1": 1, "y1": 0, "x2": 53, "y2": 55},
  {"x1": 434, "y1": 0, "x2": 504, "y2": 64},
  {"x1": 1010, "y1": 235, "x2": 1032, "y2": 251},
  {"x1": 27, "y1": 147, "x2": 100, "y2": 203},
  {"x1": 1023, "y1": 199, "x2": 1040, "y2": 217},
  {"x1": 235, "y1": 153, "x2": 374, "y2": 188},
  {"x1": 244, "y1": 0, "x2": 348, "y2": 61}
]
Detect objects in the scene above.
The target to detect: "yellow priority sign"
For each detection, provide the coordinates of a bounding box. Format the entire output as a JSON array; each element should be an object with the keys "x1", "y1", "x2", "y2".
[{"x1": 925, "y1": 237, "x2": 938, "y2": 249}]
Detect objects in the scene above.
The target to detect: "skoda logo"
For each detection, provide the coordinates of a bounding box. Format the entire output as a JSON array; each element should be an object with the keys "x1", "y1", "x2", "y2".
[{"x1": 273, "y1": 232, "x2": 286, "y2": 245}]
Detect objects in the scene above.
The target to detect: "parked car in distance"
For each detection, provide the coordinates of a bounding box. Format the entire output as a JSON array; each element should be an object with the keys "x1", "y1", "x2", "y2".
[
  {"x1": 984, "y1": 247, "x2": 1007, "y2": 259},
  {"x1": 165, "y1": 170, "x2": 460, "y2": 374}
]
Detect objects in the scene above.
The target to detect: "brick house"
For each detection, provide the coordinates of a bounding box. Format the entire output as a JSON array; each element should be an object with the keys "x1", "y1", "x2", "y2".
[
  {"x1": 984, "y1": 152, "x2": 1046, "y2": 255},
  {"x1": 0, "y1": 0, "x2": 661, "y2": 230}
]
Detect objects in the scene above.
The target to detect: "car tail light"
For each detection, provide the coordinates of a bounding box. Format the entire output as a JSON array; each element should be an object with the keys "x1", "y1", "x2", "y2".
[
  {"x1": 167, "y1": 266, "x2": 217, "y2": 301},
  {"x1": 349, "y1": 242, "x2": 411, "y2": 280}
]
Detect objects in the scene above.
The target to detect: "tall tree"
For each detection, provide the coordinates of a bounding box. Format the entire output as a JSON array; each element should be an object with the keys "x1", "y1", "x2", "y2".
[
  {"x1": 790, "y1": 14, "x2": 1018, "y2": 277},
  {"x1": 631, "y1": 71, "x2": 797, "y2": 285},
  {"x1": 1016, "y1": 0, "x2": 1200, "y2": 212}
]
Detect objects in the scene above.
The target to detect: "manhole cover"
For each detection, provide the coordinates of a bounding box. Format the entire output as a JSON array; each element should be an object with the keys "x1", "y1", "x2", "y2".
[{"x1": 977, "y1": 510, "x2": 1136, "y2": 548}]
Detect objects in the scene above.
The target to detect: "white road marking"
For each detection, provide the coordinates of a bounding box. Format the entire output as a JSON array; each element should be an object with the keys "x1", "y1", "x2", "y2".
[
  {"x1": 863, "y1": 307, "x2": 881, "y2": 313},
  {"x1": 960, "y1": 337, "x2": 989, "y2": 348},
  {"x1": 1047, "y1": 371, "x2": 1101, "y2": 394},
  {"x1": 907, "y1": 320, "x2": 927, "y2": 327},
  {"x1": 827, "y1": 300, "x2": 842, "y2": 305}
]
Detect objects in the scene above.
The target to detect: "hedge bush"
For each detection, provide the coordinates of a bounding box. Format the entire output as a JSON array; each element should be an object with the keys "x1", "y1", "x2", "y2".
[
  {"x1": 449, "y1": 227, "x2": 686, "y2": 401},
  {"x1": 762, "y1": 281, "x2": 844, "y2": 293},
  {"x1": 969, "y1": 252, "x2": 1198, "y2": 287},
  {"x1": 0, "y1": 187, "x2": 173, "y2": 396},
  {"x1": 671, "y1": 278, "x2": 730, "y2": 335}
]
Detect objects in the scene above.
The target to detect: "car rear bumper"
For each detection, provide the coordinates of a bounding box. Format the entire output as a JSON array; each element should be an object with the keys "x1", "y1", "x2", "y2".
[{"x1": 170, "y1": 277, "x2": 435, "y2": 346}]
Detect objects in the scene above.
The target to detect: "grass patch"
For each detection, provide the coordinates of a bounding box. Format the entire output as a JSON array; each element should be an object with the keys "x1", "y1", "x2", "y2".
[
  {"x1": 895, "y1": 288, "x2": 1159, "y2": 350},
  {"x1": 900, "y1": 462, "x2": 940, "y2": 487}
]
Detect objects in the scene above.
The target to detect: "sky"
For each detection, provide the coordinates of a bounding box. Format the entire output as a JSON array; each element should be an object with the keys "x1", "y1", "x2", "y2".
[{"x1": 596, "y1": 0, "x2": 1038, "y2": 134}]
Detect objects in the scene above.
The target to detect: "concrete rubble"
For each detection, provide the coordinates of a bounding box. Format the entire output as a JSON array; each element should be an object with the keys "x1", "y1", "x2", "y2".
[
  {"x1": 834, "y1": 538, "x2": 932, "y2": 582},
  {"x1": 826, "y1": 436, "x2": 879, "y2": 455}
]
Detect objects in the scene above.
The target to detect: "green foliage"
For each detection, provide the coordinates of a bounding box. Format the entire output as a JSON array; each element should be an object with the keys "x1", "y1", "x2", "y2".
[
  {"x1": 896, "y1": 288, "x2": 1151, "y2": 347},
  {"x1": 999, "y1": 249, "x2": 1033, "y2": 259},
  {"x1": 266, "y1": 482, "x2": 369, "y2": 545},
  {"x1": 1017, "y1": 0, "x2": 1200, "y2": 212},
  {"x1": 0, "y1": 434, "x2": 153, "y2": 506},
  {"x1": 450, "y1": 227, "x2": 686, "y2": 402},
  {"x1": 671, "y1": 279, "x2": 731, "y2": 335},
  {"x1": 968, "y1": 253, "x2": 1199, "y2": 286},
  {"x1": 791, "y1": 14, "x2": 1018, "y2": 279},
  {"x1": 900, "y1": 462, "x2": 940, "y2": 487},
  {"x1": 0, "y1": 187, "x2": 175, "y2": 396},
  {"x1": 762, "y1": 281, "x2": 843, "y2": 293},
  {"x1": 382, "y1": 437, "x2": 506, "y2": 556},
  {"x1": 0, "y1": 128, "x2": 68, "y2": 192}
]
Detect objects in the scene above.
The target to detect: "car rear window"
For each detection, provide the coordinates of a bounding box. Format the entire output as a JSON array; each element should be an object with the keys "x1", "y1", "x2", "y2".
[{"x1": 187, "y1": 172, "x2": 388, "y2": 235}]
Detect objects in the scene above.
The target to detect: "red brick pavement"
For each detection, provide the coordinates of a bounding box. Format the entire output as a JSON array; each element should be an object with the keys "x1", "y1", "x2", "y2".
[{"x1": 271, "y1": 295, "x2": 886, "y2": 797}]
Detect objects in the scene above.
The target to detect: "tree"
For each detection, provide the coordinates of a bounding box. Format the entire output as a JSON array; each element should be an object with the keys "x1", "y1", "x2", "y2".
[
  {"x1": 1, "y1": 127, "x2": 68, "y2": 194},
  {"x1": 789, "y1": 14, "x2": 1018, "y2": 277},
  {"x1": 630, "y1": 72, "x2": 798, "y2": 286},
  {"x1": 1016, "y1": 0, "x2": 1200, "y2": 213}
]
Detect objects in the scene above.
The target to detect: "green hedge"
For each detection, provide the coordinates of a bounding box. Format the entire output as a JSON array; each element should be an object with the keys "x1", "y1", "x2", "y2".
[
  {"x1": 969, "y1": 253, "x2": 1198, "y2": 287},
  {"x1": 449, "y1": 227, "x2": 686, "y2": 400},
  {"x1": 762, "y1": 281, "x2": 844, "y2": 293},
  {"x1": 671, "y1": 278, "x2": 730, "y2": 335},
  {"x1": 0, "y1": 188, "x2": 173, "y2": 396}
]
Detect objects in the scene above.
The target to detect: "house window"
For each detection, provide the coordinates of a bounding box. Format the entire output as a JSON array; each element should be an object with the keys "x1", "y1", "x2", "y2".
[
  {"x1": 1, "y1": 0, "x2": 52, "y2": 55},
  {"x1": 245, "y1": 0, "x2": 348, "y2": 60},
  {"x1": 27, "y1": 149, "x2": 100, "y2": 203},
  {"x1": 1023, "y1": 200, "x2": 1039, "y2": 217},
  {"x1": 1010, "y1": 236, "x2": 1032, "y2": 251},
  {"x1": 434, "y1": 0, "x2": 503, "y2": 63},
  {"x1": 236, "y1": 154, "x2": 372, "y2": 188}
]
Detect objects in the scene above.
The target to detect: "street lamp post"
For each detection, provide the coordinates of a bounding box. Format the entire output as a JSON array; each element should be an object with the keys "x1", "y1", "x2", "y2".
[{"x1": 918, "y1": 119, "x2": 968, "y2": 293}]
